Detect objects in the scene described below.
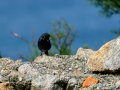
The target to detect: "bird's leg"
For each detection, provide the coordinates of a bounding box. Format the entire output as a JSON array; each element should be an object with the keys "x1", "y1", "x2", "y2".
[{"x1": 45, "y1": 51, "x2": 48, "y2": 56}]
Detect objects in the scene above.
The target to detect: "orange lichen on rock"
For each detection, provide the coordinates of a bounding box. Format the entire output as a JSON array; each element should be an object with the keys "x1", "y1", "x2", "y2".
[{"x1": 82, "y1": 77, "x2": 99, "y2": 88}]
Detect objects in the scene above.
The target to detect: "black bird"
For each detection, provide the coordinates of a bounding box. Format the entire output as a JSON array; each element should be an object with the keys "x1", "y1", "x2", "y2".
[{"x1": 38, "y1": 33, "x2": 51, "y2": 55}]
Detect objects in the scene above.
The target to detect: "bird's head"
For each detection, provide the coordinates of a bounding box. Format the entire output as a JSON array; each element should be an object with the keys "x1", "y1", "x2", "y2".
[{"x1": 40, "y1": 33, "x2": 51, "y2": 40}]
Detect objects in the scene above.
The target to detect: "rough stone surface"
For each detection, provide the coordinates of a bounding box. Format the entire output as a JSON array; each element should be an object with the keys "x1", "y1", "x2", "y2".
[
  {"x1": 76, "y1": 47, "x2": 93, "y2": 54},
  {"x1": 0, "y1": 82, "x2": 11, "y2": 90},
  {"x1": 103, "y1": 38, "x2": 120, "y2": 71},
  {"x1": 76, "y1": 47, "x2": 96, "y2": 60},
  {"x1": 116, "y1": 80, "x2": 120, "y2": 85},
  {"x1": 87, "y1": 36, "x2": 120, "y2": 72},
  {"x1": 66, "y1": 78, "x2": 77, "y2": 90},
  {"x1": 1, "y1": 44, "x2": 120, "y2": 90}
]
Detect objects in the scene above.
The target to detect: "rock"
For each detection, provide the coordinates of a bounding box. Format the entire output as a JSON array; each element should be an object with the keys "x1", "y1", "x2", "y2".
[
  {"x1": 34, "y1": 54, "x2": 46, "y2": 62},
  {"x1": 80, "y1": 88, "x2": 88, "y2": 90},
  {"x1": 0, "y1": 58, "x2": 14, "y2": 64},
  {"x1": 31, "y1": 74, "x2": 58, "y2": 90},
  {"x1": 73, "y1": 85, "x2": 81, "y2": 90},
  {"x1": 18, "y1": 63, "x2": 40, "y2": 79},
  {"x1": 116, "y1": 80, "x2": 120, "y2": 85},
  {"x1": 9, "y1": 75, "x2": 31, "y2": 90},
  {"x1": 76, "y1": 47, "x2": 95, "y2": 56},
  {"x1": 15, "y1": 60, "x2": 23, "y2": 64},
  {"x1": 0, "y1": 75, "x2": 8, "y2": 82},
  {"x1": 18, "y1": 63, "x2": 31, "y2": 74},
  {"x1": 76, "y1": 47, "x2": 96, "y2": 61},
  {"x1": 1, "y1": 52, "x2": 120, "y2": 89},
  {"x1": 87, "y1": 36, "x2": 120, "y2": 72},
  {"x1": 66, "y1": 78, "x2": 77, "y2": 90},
  {"x1": 76, "y1": 47, "x2": 93, "y2": 53},
  {"x1": 8, "y1": 71, "x2": 19, "y2": 76},
  {"x1": 82, "y1": 77, "x2": 99, "y2": 88},
  {"x1": 0, "y1": 82, "x2": 11, "y2": 90},
  {"x1": 1, "y1": 69, "x2": 11, "y2": 77},
  {"x1": 73, "y1": 68, "x2": 81, "y2": 76},
  {"x1": 31, "y1": 74, "x2": 73, "y2": 90}
]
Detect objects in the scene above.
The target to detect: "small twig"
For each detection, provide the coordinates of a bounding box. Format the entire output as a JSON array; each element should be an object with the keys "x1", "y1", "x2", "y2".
[
  {"x1": 60, "y1": 18, "x2": 70, "y2": 54},
  {"x1": 52, "y1": 22, "x2": 60, "y2": 51},
  {"x1": 16, "y1": 50, "x2": 28, "y2": 61},
  {"x1": 10, "y1": 31, "x2": 30, "y2": 44}
]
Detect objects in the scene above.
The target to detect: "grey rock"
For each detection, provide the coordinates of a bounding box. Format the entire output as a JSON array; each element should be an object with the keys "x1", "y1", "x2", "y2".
[
  {"x1": 1, "y1": 69, "x2": 11, "y2": 76},
  {"x1": 0, "y1": 75, "x2": 8, "y2": 82},
  {"x1": 27, "y1": 68, "x2": 41, "y2": 79},
  {"x1": 1, "y1": 46, "x2": 120, "y2": 90},
  {"x1": 18, "y1": 63, "x2": 31, "y2": 74},
  {"x1": 88, "y1": 36, "x2": 120, "y2": 72},
  {"x1": 9, "y1": 75, "x2": 31, "y2": 90},
  {"x1": 103, "y1": 39, "x2": 120, "y2": 71},
  {"x1": 15, "y1": 60, "x2": 23, "y2": 64},
  {"x1": 66, "y1": 78, "x2": 77, "y2": 90},
  {"x1": 18, "y1": 63, "x2": 40, "y2": 79},
  {"x1": 31, "y1": 74, "x2": 56, "y2": 90},
  {"x1": 73, "y1": 85, "x2": 80, "y2": 90},
  {"x1": 0, "y1": 58, "x2": 14, "y2": 64}
]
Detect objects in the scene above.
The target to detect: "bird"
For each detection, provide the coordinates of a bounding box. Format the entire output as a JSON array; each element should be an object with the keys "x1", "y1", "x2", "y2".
[{"x1": 38, "y1": 33, "x2": 51, "y2": 55}]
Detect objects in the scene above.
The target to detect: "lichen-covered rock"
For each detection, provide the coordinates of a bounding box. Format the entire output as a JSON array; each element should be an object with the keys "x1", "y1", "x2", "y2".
[
  {"x1": 66, "y1": 78, "x2": 77, "y2": 90},
  {"x1": 1, "y1": 50, "x2": 120, "y2": 89},
  {"x1": 76, "y1": 47, "x2": 95, "y2": 55},
  {"x1": 0, "y1": 75, "x2": 8, "y2": 82},
  {"x1": 103, "y1": 38, "x2": 120, "y2": 71},
  {"x1": 82, "y1": 77, "x2": 99, "y2": 88},
  {"x1": 0, "y1": 58, "x2": 14, "y2": 64},
  {"x1": 76, "y1": 47, "x2": 93, "y2": 54},
  {"x1": 87, "y1": 36, "x2": 120, "y2": 72},
  {"x1": 9, "y1": 75, "x2": 31, "y2": 90},
  {"x1": 31, "y1": 74, "x2": 58, "y2": 90},
  {"x1": 76, "y1": 47, "x2": 96, "y2": 61}
]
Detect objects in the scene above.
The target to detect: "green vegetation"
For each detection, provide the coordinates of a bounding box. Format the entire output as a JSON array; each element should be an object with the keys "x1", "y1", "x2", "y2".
[
  {"x1": 11, "y1": 30, "x2": 40, "y2": 62},
  {"x1": 8, "y1": 1, "x2": 120, "y2": 61},
  {"x1": 11, "y1": 18, "x2": 78, "y2": 62},
  {"x1": 87, "y1": 0, "x2": 120, "y2": 17},
  {"x1": 88, "y1": 0, "x2": 120, "y2": 36},
  {"x1": 49, "y1": 18, "x2": 78, "y2": 55},
  {"x1": 110, "y1": 29, "x2": 120, "y2": 36}
]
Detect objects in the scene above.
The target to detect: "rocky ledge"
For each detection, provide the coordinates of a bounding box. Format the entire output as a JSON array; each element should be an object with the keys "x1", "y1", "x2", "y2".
[{"x1": 1, "y1": 36, "x2": 120, "y2": 90}]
